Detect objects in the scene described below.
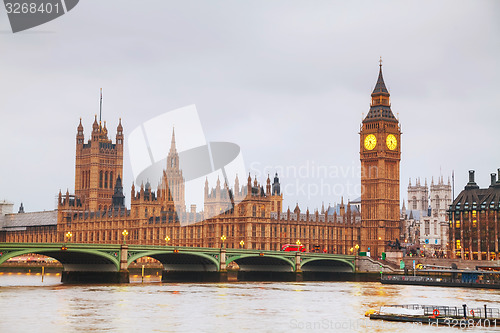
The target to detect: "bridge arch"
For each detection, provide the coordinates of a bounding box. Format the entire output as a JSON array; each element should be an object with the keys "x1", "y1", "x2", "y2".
[
  {"x1": 227, "y1": 254, "x2": 295, "y2": 272},
  {"x1": 300, "y1": 258, "x2": 355, "y2": 272},
  {"x1": 128, "y1": 250, "x2": 219, "y2": 272},
  {"x1": 0, "y1": 247, "x2": 120, "y2": 271}
]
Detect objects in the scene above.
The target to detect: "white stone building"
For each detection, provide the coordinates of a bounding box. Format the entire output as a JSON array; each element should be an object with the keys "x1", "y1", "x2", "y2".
[{"x1": 401, "y1": 176, "x2": 452, "y2": 253}]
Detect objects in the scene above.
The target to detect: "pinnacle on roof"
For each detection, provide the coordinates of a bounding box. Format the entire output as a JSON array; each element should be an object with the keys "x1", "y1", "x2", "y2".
[
  {"x1": 169, "y1": 127, "x2": 177, "y2": 154},
  {"x1": 92, "y1": 114, "x2": 99, "y2": 129},
  {"x1": 363, "y1": 59, "x2": 397, "y2": 123},
  {"x1": 371, "y1": 61, "x2": 389, "y2": 96}
]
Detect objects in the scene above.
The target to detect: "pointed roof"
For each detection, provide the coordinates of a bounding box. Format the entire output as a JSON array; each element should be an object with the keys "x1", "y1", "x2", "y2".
[
  {"x1": 363, "y1": 62, "x2": 398, "y2": 123},
  {"x1": 92, "y1": 114, "x2": 99, "y2": 129},
  {"x1": 169, "y1": 127, "x2": 177, "y2": 154},
  {"x1": 371, "y1": 64, "x2": 389, "y2": 96}
]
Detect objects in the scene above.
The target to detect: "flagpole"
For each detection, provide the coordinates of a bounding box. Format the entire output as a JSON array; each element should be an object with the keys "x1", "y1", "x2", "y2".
[
  {"x1": 99, "y1": 88, "x2": 102, "y2": 132},
  {"x1": 452, "y1": 170, "x2": 455, "y2": 200}
]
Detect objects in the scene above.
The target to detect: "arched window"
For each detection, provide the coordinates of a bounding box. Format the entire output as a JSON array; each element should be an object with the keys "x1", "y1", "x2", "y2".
[
  {"x1": 99, "y1": 171, "x2": 103, "y2": 188},
  {"x1": 412, "y1": 196, "x2": 417, "y2": 210},
  {"x1": 252, "y1": 205, "x2": 256, "y2": 217},
  {"x1": 435, "y1": 195, "x2": 440, "y2": 209},
  {"x1": 110, "y1": 172, "x2": 113, "y2": 189},
  {"x1": 104, "y1": 172, "x2": 108, "y2": 188}
]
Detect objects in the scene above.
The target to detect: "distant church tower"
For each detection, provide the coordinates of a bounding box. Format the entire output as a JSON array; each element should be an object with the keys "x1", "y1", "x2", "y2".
[
  {"x1": 360, "y1": 61, "x2": 401, "y2": 257},
  {"x1": 74, "y1": 90, "x2": 124, "y2": 211}
]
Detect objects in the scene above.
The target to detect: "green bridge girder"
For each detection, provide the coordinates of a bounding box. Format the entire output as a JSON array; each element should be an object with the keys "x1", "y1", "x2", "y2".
[
  {"x1": 0, "y1": 243, "x2": 122, "y2": 271},
  {"x1": 0, "y1": 243, "x2": 355, "y2": 273}
]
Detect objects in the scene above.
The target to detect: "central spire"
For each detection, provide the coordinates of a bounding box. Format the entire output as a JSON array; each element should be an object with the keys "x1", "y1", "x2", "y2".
[{"x1": 169, "y1": 127, "x2": 177, "y2": 154}]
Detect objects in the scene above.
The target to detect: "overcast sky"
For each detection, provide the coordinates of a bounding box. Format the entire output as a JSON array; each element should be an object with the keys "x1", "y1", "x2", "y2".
[{"x1": 0, "y1": 1, "x2": 499, "y2": 213}]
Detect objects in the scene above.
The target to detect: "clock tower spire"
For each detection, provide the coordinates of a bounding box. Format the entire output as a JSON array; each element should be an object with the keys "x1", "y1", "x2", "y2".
[{"x1": 359, "y1": 61, "x2": 401, "y2": 258}]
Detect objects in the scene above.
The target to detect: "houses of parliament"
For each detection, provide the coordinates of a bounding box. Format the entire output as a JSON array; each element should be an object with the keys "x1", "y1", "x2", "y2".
[{"x1": 0, "y1": 64, "x2": 401, "y2": 257}]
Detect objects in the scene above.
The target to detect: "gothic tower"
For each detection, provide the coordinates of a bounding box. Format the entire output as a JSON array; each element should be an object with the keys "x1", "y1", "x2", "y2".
[
  {"x1": 74, "y1": 115, "x2": 124, "y2": 211},
  {"x1": 159, "y1": 128, "x2": 185, "y2": 212},
  {"x1": 408, "y1": 177, "x2": 429, "y2": 211},
  {"x1": 360, "y1": 62, "x2": 401, "y2": 257}
]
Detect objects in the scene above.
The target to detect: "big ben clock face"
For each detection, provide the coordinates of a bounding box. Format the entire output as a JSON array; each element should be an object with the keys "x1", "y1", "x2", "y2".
[
  {"x1": 386, "y1": 134, "x2": 397, "y2": 150},
  {"x1": 364, "y1": 134, "x2": 377, "y2": 150}
]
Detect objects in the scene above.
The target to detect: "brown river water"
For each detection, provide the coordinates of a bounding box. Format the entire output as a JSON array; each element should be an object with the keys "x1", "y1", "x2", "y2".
[{"x1": 0, "y1": 273, "x2": 499, "y2": 332}]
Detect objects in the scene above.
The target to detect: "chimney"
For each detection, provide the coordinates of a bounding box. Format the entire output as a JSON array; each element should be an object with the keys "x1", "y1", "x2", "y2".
[
  {"x1": 190, "y1": 204, "x2": 196, "y2": 214},
  {"x1": 465, "y1": 170, "x2": 479, "y2": 190},
  {"x1": 491, "y1": 173, "x2": 497, "y2": 187}
]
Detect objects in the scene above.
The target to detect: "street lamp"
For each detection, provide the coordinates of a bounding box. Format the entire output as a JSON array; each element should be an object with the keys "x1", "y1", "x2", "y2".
[
  {"x1": 296, "y1": 240, "x2": 301, "y2": 246},
  {"x1": 239, "y1": 240, "x2": 245, "y2": 248},
  {"x1": 221, "y1": 235, "x2": 226, "y2": 248},
  {"x1": 355, "y1": 244, "x2": 360, "y2": 254},
  {"x1": 65, "y1": 231, "x2": 73, "y2": 243},
  {"x1": 165, "y1": 236, "x2": 170, "y2": 246},
  {"x1": 122, "y1": 229, "x2": 128, "y2": 244}
]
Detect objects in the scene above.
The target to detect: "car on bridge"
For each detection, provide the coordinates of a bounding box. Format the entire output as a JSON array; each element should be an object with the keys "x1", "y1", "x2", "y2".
[{"x1": 311, "y1": 245, "x2": 327, "y2": 253}]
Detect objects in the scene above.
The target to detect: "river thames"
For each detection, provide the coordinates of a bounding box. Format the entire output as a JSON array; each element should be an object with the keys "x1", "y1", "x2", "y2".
[{"x1": 0, "y1": 274, "x2": 499, "y2": 332}]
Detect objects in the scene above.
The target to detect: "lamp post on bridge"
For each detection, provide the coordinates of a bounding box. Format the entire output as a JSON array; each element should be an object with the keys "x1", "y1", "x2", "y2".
[
  {"x1": 239, "y1": 240, "x2": 244, "y2": 249},
  {"x1": 65, "y1": 231, "x2": 73, "y2": 243},
  {"x1": 221, "y1": 235, "x2": 226, "y2": 249},
  {"x1": 122, "y1": 229, "x2": 128, "y2": 245},
  {"x1": 165, "y1": 236, "x2": 170, "y2": 246},
  {"x1": 355, "y1": 244, "x2": 360, "y2": 256}
]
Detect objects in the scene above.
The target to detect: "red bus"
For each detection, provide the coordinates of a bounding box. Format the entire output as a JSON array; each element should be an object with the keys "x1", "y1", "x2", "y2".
[{"x1": 281, "y1": 244, "x2": 306, "y2": 252}]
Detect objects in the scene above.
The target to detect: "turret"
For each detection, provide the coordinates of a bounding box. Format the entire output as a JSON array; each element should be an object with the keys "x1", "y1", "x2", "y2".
[
  {"x1": 204, "y1": 177, "x2": 209, "y2": 198},
  {"x1": 112, "y1": 175, "x2": 125, "y2": 209},
  {"x1": 266, "y1": 174, "x2": 271, "y2": 195},
  {"x1": 272, "y1": 173, "x2": 281, "y2": 196},
  {"x1": 92, "y1": 115, "x2": 99, "y2": 141},
  {"x1": 234, "y1": 174, "x2": 240, "y2": 196},
  {"x1": 76, "y1": 118, "x2": 84, "y2": 145},
  {"x1": 116, "y1": 118, "x2": 123, "y2": 144}
]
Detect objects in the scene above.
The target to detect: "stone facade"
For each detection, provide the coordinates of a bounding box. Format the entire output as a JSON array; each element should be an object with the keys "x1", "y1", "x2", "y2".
[
  {"x1": 401, "y1": 176, "x2": 451, "y2": 252},
  {"x1": 1, "y1": 116, "x2": 363, "y2": 255},
  {"x1": 1, "y1": 64, "x2": 402, "y2": 257}
]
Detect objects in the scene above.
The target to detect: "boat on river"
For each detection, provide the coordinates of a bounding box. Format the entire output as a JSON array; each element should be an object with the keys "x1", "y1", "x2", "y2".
[
  {"x1": 381, "y1": 269, "x2": 500, "y2": 289},
  {"x1": 367, "y1": 304, "x2": 500, "y2": 328}
]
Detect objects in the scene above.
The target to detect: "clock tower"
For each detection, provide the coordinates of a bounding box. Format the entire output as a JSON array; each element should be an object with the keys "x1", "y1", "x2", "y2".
[{"x1": 360, "y1": 61, "x2": 401, "y2": 258}]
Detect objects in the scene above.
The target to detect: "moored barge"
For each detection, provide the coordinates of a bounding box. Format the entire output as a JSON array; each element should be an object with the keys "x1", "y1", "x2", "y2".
[
  {"x1": 381, "y1": 269, "x2": 500, "y2": 289},
  {"x1": 367, "y1": 304, "x2": 500, "y2": 328}
]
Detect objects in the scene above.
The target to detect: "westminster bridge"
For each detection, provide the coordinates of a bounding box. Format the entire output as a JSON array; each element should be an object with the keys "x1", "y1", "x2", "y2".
[{"x1": 0, "y1": 242, "x2": 356, "y2": 283}]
